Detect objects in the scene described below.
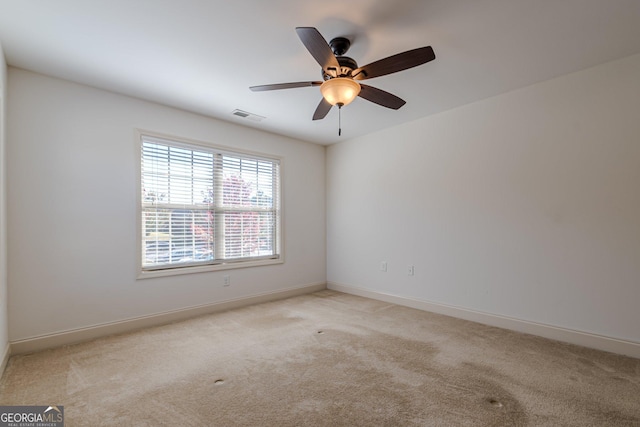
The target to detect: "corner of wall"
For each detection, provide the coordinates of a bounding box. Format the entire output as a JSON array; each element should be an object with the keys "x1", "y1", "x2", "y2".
[{"x1": 0, "y1": 42, "x2": 9, "y2": 374}]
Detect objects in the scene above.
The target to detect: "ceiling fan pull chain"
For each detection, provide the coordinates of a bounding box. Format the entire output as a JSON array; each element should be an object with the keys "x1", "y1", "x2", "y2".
[{"x1": 338, "y1": 104, "x2": 342, "y2": 136}]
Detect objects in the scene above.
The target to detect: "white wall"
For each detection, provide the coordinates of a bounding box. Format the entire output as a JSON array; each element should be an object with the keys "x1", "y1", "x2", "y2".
[
  {"x1": 327, "y1": 53, "x2": 640, "y2": 344},
  {"x1": 7, "y1": 68, "x2": 326, "y2": 342},
  {"x1": 0, "y1": 44, "x2": 9, "y2": 363}
]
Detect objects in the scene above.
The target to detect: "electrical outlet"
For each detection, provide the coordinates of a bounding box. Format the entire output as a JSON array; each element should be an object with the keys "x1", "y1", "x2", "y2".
[
  {"x1": 407, "y1": 265, "x2": 414, "y2": 276},
  {"x1": 223, "y1": 275, "x2": 231, "y2": 287},
  {"x1": 381, "y1": 262, "x2": 387, "y2": 272}
]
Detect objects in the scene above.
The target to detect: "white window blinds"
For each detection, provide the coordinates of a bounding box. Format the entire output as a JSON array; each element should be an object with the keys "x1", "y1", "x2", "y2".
[{"x1": 140, "y1": 134, "x2": 280, "y2": 271}]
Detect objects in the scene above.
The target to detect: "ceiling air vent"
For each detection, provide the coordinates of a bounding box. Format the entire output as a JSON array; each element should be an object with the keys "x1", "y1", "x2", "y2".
[{"x1": 232, "y1": 109, "x2": 265, "y2": 122}]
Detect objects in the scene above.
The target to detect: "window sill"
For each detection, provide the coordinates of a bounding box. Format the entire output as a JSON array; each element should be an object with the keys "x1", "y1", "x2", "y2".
[{"x1": 137, "y1": 257, "x2": 283, "y2": 280}]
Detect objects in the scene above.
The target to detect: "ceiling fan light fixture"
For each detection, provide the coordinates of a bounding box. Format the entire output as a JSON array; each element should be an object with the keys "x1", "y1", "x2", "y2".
[
  {"x1": 250, "y1": 27, "x2": 436, "y2": 123},
  {"x1": 320, "y1": 77, "x2": 361, "y2": 106}
]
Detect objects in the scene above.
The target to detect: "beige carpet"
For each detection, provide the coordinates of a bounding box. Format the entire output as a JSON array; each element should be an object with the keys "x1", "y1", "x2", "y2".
[{"x1": 1, "y1": 290, "x2": 639, "y2": 426}]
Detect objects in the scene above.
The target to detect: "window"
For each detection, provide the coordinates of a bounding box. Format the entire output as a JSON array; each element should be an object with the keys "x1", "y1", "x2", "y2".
[{"x1": 138, "y1": 133, "x2": 281, "y2": 276}]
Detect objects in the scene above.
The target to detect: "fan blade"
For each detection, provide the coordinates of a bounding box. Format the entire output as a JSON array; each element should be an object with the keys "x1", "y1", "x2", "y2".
[
  {"x1": 296, "y1": 27, "x2": 340, "y2": 74},
  {"x1": 352, "y1": 46, "x2": 435, "y2": 80},
  {"x1": 358, "y1": 84, "x2": 406, "y2": 110},
  {"x1": 250, "y1": 81, "x2": 322, "y2": 92},
  {"x1": 312, "y1": 98, "x2": 332, "y2": 120}
]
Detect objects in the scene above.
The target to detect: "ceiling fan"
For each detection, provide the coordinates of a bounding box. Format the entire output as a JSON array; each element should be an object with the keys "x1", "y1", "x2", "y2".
[{"x1": 250, "y1": 27, "x2": 436, "y2": 131}]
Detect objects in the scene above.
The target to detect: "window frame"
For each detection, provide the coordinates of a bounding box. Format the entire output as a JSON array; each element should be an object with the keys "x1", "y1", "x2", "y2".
[{"x1": 135, "y1": 130, "x2": 284, "y2": 279}]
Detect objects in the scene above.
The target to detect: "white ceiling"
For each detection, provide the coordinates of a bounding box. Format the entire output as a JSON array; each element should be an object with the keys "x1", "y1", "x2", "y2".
[{"x1": 1, "y1": 0, "x2": 640, "y2": 145}]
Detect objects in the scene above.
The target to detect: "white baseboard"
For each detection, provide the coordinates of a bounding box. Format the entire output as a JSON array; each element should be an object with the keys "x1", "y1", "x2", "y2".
[
  {"x1": 1, "y1": 342, "x2": 10, "y2": 377},
  {"x1": 10, "y1": 282, "x2": 326, "y2": 355},
  {"x1": 328, "y1": 282, "x2": 640, "y2": 359}
]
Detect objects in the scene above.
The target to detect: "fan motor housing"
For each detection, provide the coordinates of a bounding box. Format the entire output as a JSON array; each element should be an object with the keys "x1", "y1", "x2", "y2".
[{"x1": 322, "y1": 56, "x2": 359, "y2": 80}]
